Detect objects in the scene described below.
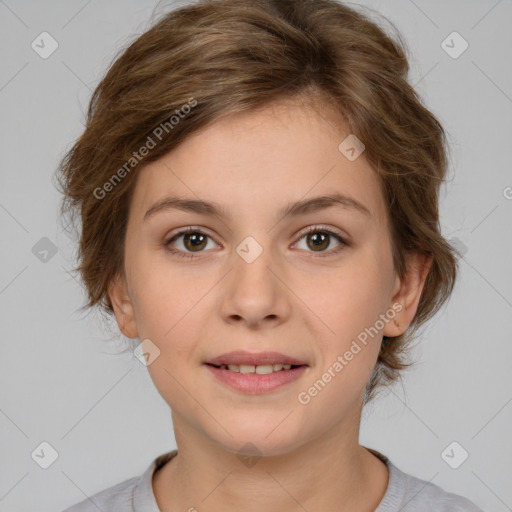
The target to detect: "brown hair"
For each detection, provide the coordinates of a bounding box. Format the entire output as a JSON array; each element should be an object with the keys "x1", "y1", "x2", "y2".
[{"x1": 54, "y1": 0, "x2": 459, "y2": 404}]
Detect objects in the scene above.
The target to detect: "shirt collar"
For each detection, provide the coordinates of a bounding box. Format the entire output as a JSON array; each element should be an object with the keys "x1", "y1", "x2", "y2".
[
  {"x1": 133, "y1": 449, "x2": 178, "y2": 512},
  {"x1": 132, "y1": 447, "x2": 403, "y2": 512}
]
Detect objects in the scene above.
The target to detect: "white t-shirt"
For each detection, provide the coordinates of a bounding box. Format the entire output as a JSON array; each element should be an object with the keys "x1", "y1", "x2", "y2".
[{"x1": 61, "y1": 448, "x2": 485, "y2": 511}]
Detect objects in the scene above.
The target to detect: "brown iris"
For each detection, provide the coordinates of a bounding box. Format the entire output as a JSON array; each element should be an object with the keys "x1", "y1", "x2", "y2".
[
  {"x1": 306, "y1": 231, "x2": 330, "y2": 251},
  {"x1": 183, "y1": 232, "x2": 208, "y2": 252}
]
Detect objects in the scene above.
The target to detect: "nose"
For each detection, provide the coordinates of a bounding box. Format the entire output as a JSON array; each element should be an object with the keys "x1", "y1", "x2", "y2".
[{"x1": 218, "y1": 242, "x2": 292, "y2": 329}]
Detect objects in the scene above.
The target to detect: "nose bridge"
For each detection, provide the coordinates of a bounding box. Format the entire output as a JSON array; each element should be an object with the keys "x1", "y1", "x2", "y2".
[
  {"x1": 232, "y1": 234, "x2": 277, "y2": 296},
  {"x1": 220, "y1": 234, "x2": 289, "y2": 326}
]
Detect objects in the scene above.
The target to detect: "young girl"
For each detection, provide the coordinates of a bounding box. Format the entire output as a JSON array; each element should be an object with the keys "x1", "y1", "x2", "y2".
[{"x1": 57, "y1": 0, "x2": 484, "y2": 510}]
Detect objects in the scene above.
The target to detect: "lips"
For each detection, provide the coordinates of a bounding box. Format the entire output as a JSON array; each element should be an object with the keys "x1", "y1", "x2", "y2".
[
  {"x1": 205, "y1": 351, "x2": 309, "y2": 394},
  {"x1": 205, "y1": 350, "x2": 309, "y2": 367}
]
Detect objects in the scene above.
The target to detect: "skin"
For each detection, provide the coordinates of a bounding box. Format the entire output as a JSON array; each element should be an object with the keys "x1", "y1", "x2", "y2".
[{"x1": 109, "y1": 97, "x2": 432, "y2": 512}]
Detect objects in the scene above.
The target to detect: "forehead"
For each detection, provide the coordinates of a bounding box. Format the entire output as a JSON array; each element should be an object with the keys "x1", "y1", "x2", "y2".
[{"x1": 129, "y1": 99, "x2": 387, "y2": 227}]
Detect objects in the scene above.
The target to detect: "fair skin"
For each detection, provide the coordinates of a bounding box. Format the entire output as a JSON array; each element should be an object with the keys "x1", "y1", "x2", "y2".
[{"x1": 109, "y1": 97, "x2": 432, "y2": 512}]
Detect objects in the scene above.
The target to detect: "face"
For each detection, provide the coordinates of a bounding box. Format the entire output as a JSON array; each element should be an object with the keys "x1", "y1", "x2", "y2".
[{"x1": 109, "y1": 98, "x2": 428, "y2": 457}]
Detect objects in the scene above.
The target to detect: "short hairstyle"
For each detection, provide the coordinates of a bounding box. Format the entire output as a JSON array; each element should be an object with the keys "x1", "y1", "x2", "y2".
[{"x1": 55, "y1": 0, "x2": 459, "y2": 404}]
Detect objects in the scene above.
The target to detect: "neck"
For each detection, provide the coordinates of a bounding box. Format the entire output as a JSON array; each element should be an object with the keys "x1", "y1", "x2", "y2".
[{"x1": 153, "y1": 412, "x2": 389, "y2": 512}]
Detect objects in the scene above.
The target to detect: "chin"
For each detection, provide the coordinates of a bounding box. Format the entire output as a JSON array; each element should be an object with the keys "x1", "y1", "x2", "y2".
[{"x1": 208, "y1": 419, "x2": 308, "y2": 459}]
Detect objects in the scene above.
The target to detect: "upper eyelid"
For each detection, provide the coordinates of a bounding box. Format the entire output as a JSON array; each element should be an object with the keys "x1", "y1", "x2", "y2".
[
  {"x1": 166, "y1": 226, "x2": 218, "y2": 243},
  {"x1": 298, "y1": 225, "x2": 346, "y2": 238}
]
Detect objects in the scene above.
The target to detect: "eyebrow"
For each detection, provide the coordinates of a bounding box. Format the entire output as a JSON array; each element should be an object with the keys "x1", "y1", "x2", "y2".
[{"x1": 143, "y1": 192, "x2": 372, "y2": 223}]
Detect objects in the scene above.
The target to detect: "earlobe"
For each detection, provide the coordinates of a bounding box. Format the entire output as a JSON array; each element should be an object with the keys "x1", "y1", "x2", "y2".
[
  {"x1": 108, "y1": 273, "x2": 139, "y2": 339},
  {"x1": 383, "y1": 252, "x2": 433, "y2": 337}
]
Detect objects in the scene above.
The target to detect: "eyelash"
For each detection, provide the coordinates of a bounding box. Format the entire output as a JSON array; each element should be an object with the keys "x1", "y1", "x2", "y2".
[{"x1": 164, "y1": 225, "x2": 348, "y2": 260}]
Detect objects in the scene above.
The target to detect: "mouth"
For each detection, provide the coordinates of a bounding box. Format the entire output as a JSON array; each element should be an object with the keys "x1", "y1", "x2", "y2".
[
  {"x1": 205, "y1": 362, "x2": 305, "y2": 374},
  {"x1": 203, "y1": 350, "x2": 309, "y2": 393},
  {"x1": 204, "y1": 350, "x2": 309, "y2": 371}
]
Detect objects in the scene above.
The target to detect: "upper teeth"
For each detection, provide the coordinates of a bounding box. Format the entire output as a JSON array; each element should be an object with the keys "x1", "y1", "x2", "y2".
[{"x1": 218, "y1": 364, "x2": 293, "y2": 374}]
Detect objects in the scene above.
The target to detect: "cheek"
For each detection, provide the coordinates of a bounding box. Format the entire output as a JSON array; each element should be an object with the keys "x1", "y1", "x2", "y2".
[
  {"x1": 132, "y1": 279, "x2": 208, "y2": 410},
  {"x1": 319, "y1": 257, "x2": 391, "y2": 335},
  {"x1": 303, "y1": 279, "x2": 388, "y2": 411},
  {"x1": 126, "y1": 244, "x2": 203, "y2": 338},
  {"x1": 306, "y1": 251, "x2": 392, "y2": 389},
  {"x1": 133, "y1": 282, "x2": 200, "y2": 351}
]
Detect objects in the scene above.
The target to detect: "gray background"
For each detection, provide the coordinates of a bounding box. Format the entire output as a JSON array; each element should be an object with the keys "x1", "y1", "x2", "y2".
[{"x1": 1, "y1": 1, "x2": 511, "y2": 511}]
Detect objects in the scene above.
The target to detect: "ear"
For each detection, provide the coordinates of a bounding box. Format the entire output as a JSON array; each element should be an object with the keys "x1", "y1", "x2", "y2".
[
  {"x1": 108, "y1": 272, "x2": 139, "y2": 339},
  {"x1": 383, "y1": 252, "x2": 433, "y2": 338}
]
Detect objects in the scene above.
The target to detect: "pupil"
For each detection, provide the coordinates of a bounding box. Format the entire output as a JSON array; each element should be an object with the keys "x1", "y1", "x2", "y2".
[
  {"x1": 309, "y1": 232, "x2": 328, "y2": 251},
  {"x1": 185, "y1": 233, "x2": 206, "y2": 251}
]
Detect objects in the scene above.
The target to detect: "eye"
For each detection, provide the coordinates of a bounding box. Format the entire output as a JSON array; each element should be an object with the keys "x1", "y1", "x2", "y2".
[
  {"x1": 163, "y1": 225, "x2": 348, "y2": 260},
  {"x1": 164, "y1": 227, "x2": 219, "y2": 259},
  {"x1": 293, "y1": 226, "x2": 347, "y2": 257}
]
